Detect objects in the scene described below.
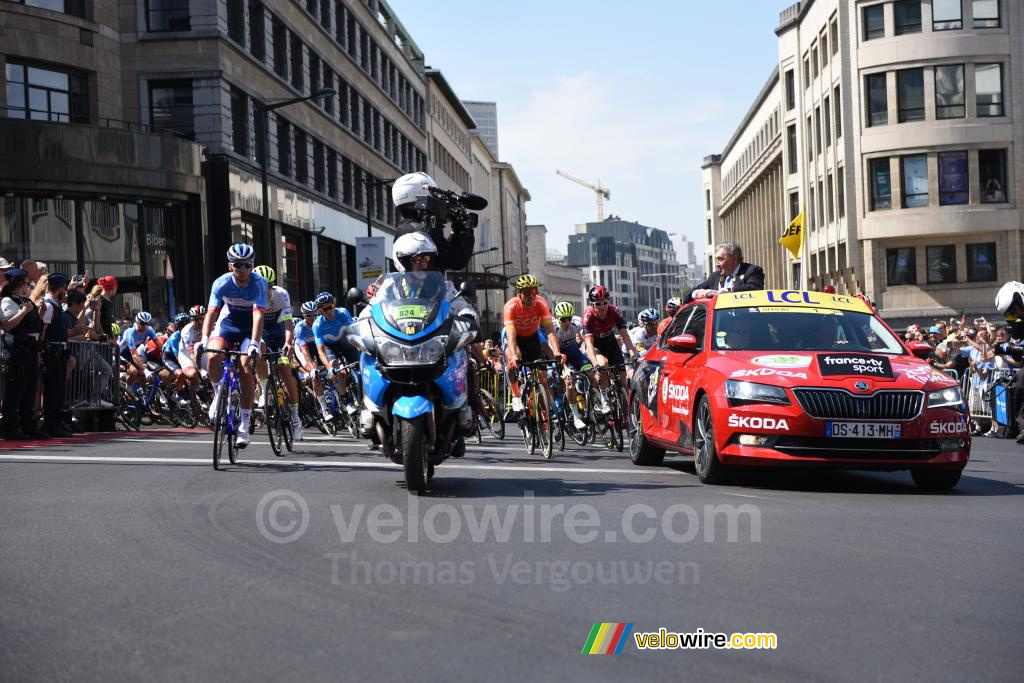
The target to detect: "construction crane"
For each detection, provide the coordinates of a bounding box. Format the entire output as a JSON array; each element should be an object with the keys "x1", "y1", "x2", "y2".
[{"x1": 555, "y1": 170, "x2": 611, "y2": 221}]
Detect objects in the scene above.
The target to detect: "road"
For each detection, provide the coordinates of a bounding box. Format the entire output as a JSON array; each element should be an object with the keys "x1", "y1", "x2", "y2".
[{"x1": 1, "y1": 427, "x2": 1022, "y2": 681}]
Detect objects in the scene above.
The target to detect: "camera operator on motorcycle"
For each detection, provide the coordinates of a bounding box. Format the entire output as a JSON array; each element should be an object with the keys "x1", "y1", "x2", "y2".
[
  {"x1": 392, "y1": 172, "x2": 486, "y2": 273},
  {"x1": 993, "y1": 281, "x2": 1024, "y2": 442}
]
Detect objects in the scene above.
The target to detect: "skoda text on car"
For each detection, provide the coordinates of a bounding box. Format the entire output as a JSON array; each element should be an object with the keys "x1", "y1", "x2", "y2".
[{"x1": 629, "y1": 290, "x2": 970, "y2": 490}]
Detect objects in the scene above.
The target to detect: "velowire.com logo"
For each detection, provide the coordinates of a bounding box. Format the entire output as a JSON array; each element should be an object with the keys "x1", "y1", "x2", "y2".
[{"x1": 581, "y1": 623, "x2": 634, "y2": 654}]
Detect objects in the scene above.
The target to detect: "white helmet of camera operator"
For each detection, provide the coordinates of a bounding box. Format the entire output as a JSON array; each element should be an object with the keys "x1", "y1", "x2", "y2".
[
  {"x1": 392, "y1": 172, "x2": 437, "y2": 210},
  {"x1": 995, "y1": 281, "x2": 1024, "y2": 316},
  {"x1": 392, "y1": 231, "x2": 438, "y2": 272}
]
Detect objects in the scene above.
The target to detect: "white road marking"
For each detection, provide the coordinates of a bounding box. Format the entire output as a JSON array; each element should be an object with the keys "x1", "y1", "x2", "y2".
[{"x1": 0, "y1": 452, "x2": 683, "y2": 476}]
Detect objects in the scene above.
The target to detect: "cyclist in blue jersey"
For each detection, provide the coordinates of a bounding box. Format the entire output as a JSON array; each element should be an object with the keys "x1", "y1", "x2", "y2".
[
  {"x1": 119, "y1": 311, "x2": 158, "y2": 387},
  {"x1": 293, "y1": 300, "x2": 333, "y2": 420},
  {"x1": 196, "y1": 243, "x2": 268, "y2": 448},
  {"x1": 163, "y1": 312, "x2": 199, "y2": 402},
  {"x1": 252, "y1": 265, "x2": 303, "y2": 441},
  {"x1": 313, "y1": 291, "x2": 358, "y2": 414}
]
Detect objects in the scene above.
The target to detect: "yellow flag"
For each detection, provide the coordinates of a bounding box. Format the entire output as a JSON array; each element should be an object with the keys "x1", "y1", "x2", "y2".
[{"x1": 779, "y1": 209, "x2": 803, "y2": 260}]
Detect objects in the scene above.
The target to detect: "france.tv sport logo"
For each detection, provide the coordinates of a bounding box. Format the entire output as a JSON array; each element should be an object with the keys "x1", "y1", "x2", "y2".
[{"x1": 581, "y1": 623, "x2": 634, "y2": 654}]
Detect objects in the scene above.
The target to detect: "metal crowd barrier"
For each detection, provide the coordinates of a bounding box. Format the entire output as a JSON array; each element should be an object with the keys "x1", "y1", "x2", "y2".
[
  {"x1": 67, "y1": 340, "x2": 119, "y2": 410},
  {"x1": 961, "y1": 367, "x2": 1015, "y2": 423}
]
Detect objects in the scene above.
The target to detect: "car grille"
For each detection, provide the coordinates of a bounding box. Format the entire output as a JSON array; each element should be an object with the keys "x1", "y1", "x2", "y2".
[
  {"x1": 772, "y1": 437, "x2": 939, "y2": 459},
  {"x1": 793, "y1": 389, "x2": 923, "y2": 421}
]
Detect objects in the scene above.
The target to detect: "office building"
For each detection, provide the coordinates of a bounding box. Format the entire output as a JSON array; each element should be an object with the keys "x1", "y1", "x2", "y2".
[{"x1": 462, "y1": 100, "x2": 498, "y2": 158}]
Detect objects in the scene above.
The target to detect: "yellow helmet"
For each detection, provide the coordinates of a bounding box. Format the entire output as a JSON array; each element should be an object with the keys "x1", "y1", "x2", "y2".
[
  {"x1": 513, "y1": 273, "x2": 540, "y2": 291},
  {"x1": 253, "y1": 265, "x2": 276, "y2": 285}
]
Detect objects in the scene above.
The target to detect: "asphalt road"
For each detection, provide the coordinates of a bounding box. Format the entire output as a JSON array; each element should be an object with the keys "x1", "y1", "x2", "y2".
[{"x1": 1, "y1": 426, "x2": 1022, "y2": 681}]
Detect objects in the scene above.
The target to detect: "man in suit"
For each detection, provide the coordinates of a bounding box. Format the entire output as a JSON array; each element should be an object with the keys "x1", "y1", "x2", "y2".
[{"x1": 685, "y1": 242, "x2": 765, "y2": 303}]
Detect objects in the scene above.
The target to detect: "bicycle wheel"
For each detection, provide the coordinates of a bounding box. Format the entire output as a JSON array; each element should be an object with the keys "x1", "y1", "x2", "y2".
[
  {"x1": 280, "y1": 386, "x2": 294, "y2": 452},
  {"x1": 611, "y1": 387, "x2": 626, "y2": 452},
  {"x1": 212, "y1": 384, "x2": 227, "y2": 470},
  {"x1": 227, "y1": 389, "x2": 240, "y2": 465},
  {"x1": 266, "y1": 377, "x2": 283, "y2": 457},
  {"x1": 536, "y1": 388, "x2": 554, "y2": 459},
  {"x1": 554, "y1": 405, "x2": 566, "y2": 452},
  {"x1": 520, "y1": 392, "x2": 536, "y2": 454},
  {"x1": 478, "y1": 389, "x2": 505, "y2": 440}
]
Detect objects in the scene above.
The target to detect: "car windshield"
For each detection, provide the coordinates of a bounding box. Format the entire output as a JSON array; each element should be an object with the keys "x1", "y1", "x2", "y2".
[
  {"x1": 712, "y1": 307, "x2": 904, "y2": 354},
  {"x1": 374, "y1": 272, "x2": 447, "y2": 306}
]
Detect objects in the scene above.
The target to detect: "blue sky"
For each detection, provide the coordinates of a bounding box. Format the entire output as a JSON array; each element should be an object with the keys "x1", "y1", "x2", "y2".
[{"x1": 388, "y1": 0, "x2": 782, "y2": 263}]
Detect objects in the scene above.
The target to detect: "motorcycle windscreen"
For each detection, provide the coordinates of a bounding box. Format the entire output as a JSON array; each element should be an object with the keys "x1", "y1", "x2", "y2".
[{"x1": 372, "y1": 272, "x2": 447, "y2": 339}]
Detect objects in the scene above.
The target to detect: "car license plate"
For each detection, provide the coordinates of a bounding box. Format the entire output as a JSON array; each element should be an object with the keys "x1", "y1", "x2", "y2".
[{"x1": 825, "y1": 422, "x2": 901, "y2": 439}]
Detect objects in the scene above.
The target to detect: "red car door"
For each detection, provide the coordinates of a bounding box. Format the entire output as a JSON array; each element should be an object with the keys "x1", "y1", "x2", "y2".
[{"x1": 647, "y1": 305, "x2": 707, "y2": 447}]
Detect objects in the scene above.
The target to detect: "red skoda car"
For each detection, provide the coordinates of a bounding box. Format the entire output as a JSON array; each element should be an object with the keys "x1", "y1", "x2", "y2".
[{"x1": 629, "y1": 290, "x2": 969, "y2": 490}]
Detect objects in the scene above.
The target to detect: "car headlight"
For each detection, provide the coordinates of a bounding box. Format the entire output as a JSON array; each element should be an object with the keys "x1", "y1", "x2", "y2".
[
  {"x1": 377, "y1": 337, "x2": 446, "y2": 366},
  {"x1": 725, "y1": 380, "x2": 791, "y2": 407},
  {"x1": 928, "y1": 387, "x2": 964, "y2": 411}
]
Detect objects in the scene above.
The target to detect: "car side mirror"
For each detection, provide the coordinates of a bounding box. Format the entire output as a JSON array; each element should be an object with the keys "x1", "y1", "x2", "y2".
[
  {"x1": 908, "y1": 341, "x2": 932, "y2": 360},
  {"x1": 666, "y1": 333, "x2": 698, "y2": 352}
]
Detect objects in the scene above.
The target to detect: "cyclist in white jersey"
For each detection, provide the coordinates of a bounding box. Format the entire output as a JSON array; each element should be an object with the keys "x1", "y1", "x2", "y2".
[
  {"x1": 253, "y1": 265, "x2": 303, "y2": 441},
  {"x1": 630, "y1": 308, "x2": 660, "y2": 358}
]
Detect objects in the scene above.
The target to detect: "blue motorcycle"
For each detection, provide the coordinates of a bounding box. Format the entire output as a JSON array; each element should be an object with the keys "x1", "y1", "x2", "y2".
[{"x1": 345, "y1": 272, "x2": 477, "y2": 494}]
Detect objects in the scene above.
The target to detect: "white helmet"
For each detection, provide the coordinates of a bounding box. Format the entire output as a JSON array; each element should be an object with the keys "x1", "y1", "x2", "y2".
[
  {"x1": 393, "y1": 231, "x2": 438, "y2": 272},
  {"x1": 392, "y1": 172, "x2": 436, "y2": 209},
  {"x1": 995, "y1": 281, "x2": 1024, "y2": 316}
]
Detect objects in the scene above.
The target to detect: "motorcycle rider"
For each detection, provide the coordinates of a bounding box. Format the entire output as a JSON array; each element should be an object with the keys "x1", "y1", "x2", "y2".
[{"x1": 994, "y1": 281, "x2": 1024, "y2": 442}]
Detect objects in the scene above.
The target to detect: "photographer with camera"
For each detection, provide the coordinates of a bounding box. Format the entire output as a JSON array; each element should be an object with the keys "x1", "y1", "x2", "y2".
[
  {"x1": 391, "y1": 172, "x2": 487, "y2": 273},
  {"x1": 993, "y1": 281, "x2": 1024, "y2": 442}
]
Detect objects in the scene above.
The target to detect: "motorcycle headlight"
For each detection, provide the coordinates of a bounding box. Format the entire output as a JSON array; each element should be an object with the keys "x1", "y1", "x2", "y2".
[
  {"x1": 928, "y1": 387, "x2": 964, "y2": 411},
  {"x1": 725, "y1": 380, "x2": 791, "y2": 407},
  {"x1": 377, "y1": 337, "x2": 446, "y2": 366}
]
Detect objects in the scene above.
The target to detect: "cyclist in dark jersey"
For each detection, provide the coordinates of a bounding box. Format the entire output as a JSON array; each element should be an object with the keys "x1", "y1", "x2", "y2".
[{"x1": 581, "y1": 285, "x2": 638, "y2": 413}]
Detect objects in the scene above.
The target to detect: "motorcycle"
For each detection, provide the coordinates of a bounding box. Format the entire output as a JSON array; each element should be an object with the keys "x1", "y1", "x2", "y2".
[{"x1": 345, "y1": 271, "x2": 478, "y2": 494}]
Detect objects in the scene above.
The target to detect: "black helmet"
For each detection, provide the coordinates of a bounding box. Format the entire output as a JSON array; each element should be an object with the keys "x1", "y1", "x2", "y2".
[
  {"x1": 459, "y1": 280, "x2": 477, "y2": 298},
  {"x1": 345, "y1": 287, "x2": 366, "y2": 306}
]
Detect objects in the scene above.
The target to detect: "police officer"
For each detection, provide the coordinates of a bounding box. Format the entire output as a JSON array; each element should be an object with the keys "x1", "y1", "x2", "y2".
[
  {"x1": 40, "y1": 273, "x2": 74, "y2": 438},
  {"x1": 0, "y1": 269, "x2": 45, "y2": 439}
]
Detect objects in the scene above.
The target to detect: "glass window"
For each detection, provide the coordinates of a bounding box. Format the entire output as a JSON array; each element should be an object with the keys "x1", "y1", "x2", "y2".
[
  {"x1": 973, "y1": 0, "x2": 1000, "y2": 28},
  {"x1": 863, "y1": 5, "x2": 885, "y2": 40},
  {"x1": 896, "y1": 68, "x2": 924, "y2": 122},
  {"x1": 933, "y1": 0, "x2": 962, "y2": 30},
  {"x1": 976, "y1": 63, "x2": 1003, "y2": 117},
  {"x1": 966, "y1": 243, "x2": 997, "y2": 281},
  {"x1": 5, "y1": 62, "x2": 87, "y2": 123},
  {"x1": 927, "y1": 245, "x2": 957, "y2": 284},
  {"x1": 785, "y1": 69, "x2": 795, "y2": 110},
  {"x1": 149, "y1": 80, "x2": 194, "y2": 139},
  {"x1": 249, "y1": 1, "x2": 265, "y2": 61},
  {"x1": 790, "y1": 191, "x2": 800, "y2": 221},
  {"x1": 1, "y1": 197, "x2": 79, "y2": 273},
  {"x1": 272, "y1": 19, "x2": 287, "y2": 79},
  {"x1": 294, "y1": 129, "x2": 308, "y2": 184},
  {"x1": 811, "y1": 47, "x2": 818, "y2": 77},
  {"x1": 833, "y1": 85, "x2": 842, "y2": 137},
  {"x1": 831, "y1": 20, "x2": 839, "y2": 53},
  {"x1": 894, "y1": 1, "x2": 922, "y2": 34},
  {"x1": 823, "y1": 97, "x2": 831, "y2": 147},
  {"x1": 837, "y1": 167, "x2": 845, "y2": 217},
  {"x1": 227, "y1": 0, "x2": 245, "y2": 44},
  {"x1": 821, "y1": 36, "x2": 829, "y2": 66},
  {"x1": 290, "y1": 35, "x2": 304, "y2": 90},
  {"x1": 327, "y1": 149, "x2": 337, "y2": 198},
  {"x1": 867, "y1": 73, "x2": 887, "y2": 126},
  {"x1": 803, "y1": 58, "x2": 810, "y2": 89},
  {"x1": 814, "y1": 106, "x2": 822, "y2": 154},
  {"x1": 817, "y1": 179, "x2": 825, "y2": 226},
  {"x1": 827, "y1": 173, "x2": 835, "y2": 223},
  {"x1": 938, "y1": 152, "x2": 968, "y2": 205},
  {"x1": 934, "y1": 64, "x2": 965, "y2": 119},
  {"x1": 870, "y1": 158, "x2": 892, "y2": 210},
  {"x1": 230, "y1": 87, "x2": 248, "y2": 156},
  {"x1": 682, "y1": 306, "x2": 707, "y2": 350},
  {"x1": 146, "y1": 0, "x2": 190, "y2": 32},
  {"x1": 276, "y1": 118, "x2": 290, "y2": 175},
  {"x1": 979, "y1": 149, "x2": 1007, "y2": 203},
  {"x1": 787, "y1": 124, "x2": 798, "y2": 174},
  {"x1": 886, "y1": 247, "x2": 917, "y2": 285},
  {"x1": 809, "y1": 187, "x2": 815, "y2": 230},
  {"x1": 901, "y1": 155, "x2": 929, "y2": 208},
  {"x1": 313, "y1": 140, "x2": 325, "y2": 192},
  {"x1": 81, "y1": 201, "x2": 141, "y2": 277},
  {"x1": 7, "y1": 1, "x2": 85, "y2": 16}
]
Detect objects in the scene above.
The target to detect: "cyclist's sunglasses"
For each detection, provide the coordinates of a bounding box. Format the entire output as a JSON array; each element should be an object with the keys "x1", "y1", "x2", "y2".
[
  {"x1": 518, "y1": 287, "x2": 538, "y2": 296},
  {"x1": 321, "y1": 304, "x2": 335, "y2": 311},
  {"x1": 231, "y1": 261, "x2": 254, "y2": 270},
  {"x1": 593, "y1": 301, "x2": 609, "y2": 307},
  {"x1": 558, "y1": 316, "x2": 572, "y2": 322}
]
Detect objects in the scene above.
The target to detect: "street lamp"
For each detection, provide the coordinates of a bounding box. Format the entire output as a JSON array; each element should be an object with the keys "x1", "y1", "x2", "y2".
[
  {"x1": 483, "y1": 260, "x2": 513, "y2": 272},
  {"x1": 364, "y1": 174, "x2": 396, "y2": 238},
  {"x1": 479, "y1": 260, "x2": 513, "y2": 341},
  {"x1": 467, "y1": 246, "x2": 498, "y2": 275},
  {"x1": 254, "y1": 87, "x2": 336, "y2": 265}
]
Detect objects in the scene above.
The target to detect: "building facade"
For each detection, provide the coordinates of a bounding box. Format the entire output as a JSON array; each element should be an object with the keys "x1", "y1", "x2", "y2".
[
  {"x1": 462, "y1": 100, "x2": 498, "y2": 158},
  {"x1": 526, "y1": 224, "x2": 585, "y2": 316},
  {"x1": 704, "y1": 0, "x2": 1023, "y2": 325},
  {"x1": 0, "y1": 0, "x2": 206, "y2": 321},
  {"x1": 425, "y1": 68, "x2": 474, "y2": 194},
  {"x1": 567, "y1": 217, "x2": 682, "y2": 322}
]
